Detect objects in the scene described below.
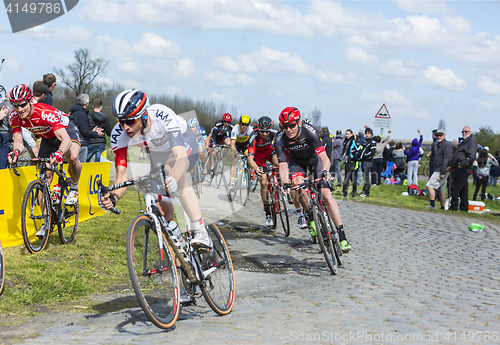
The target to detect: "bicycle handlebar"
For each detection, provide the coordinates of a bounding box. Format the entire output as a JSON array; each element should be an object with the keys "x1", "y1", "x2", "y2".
[{"x1": 10, "y1": 157, "x2": 57, "y2": 177}]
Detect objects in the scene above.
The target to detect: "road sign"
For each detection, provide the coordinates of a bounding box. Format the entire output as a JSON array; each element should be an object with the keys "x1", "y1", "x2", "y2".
[{"x1": 373, "y1": 104, "x2": 391, "y2": 128}]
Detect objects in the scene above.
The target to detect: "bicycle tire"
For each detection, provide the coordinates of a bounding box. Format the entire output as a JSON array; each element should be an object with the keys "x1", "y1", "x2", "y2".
[
  {"x1": 21, "y1": 180, "x2": 51, "y2": 254},
  {"x1": 326, "y1": 215, "x2": 343, "y2": 267},
  {"x1": 270, "y1": 189, "x2": 277, "y2": 229},
  {"x1": 58, "y1": 183, "x2": 79, "y2": 244},
  {"x1": 200, "y1": 219, "x2": 235, "y2": 315},
  {"x1": 0, "y1": 240, "x2": 4, "y2": 295},
  {"x1": 239, "y1": 167, "x2": 250, "y2": 206},
  {"x1": 193, "y1": 161, "x2": 202, "y2": 199},
  {"x1": 126, "y1": 215, "x2": 180, "y2": 329},
  {"x1": 312, "y1": 204, "x2": 338, "y2": 275},
  {"x1": 228, "y1": 161, "x2": 240, "y2": 202},
  {"x1": 278, "y1": 188, "x2": 290, "y2": 237},
  {"x1": 214, "y1": 153, "x2": 225, "y2": 189},
  {"x1": 249, "y1": 168, "x2": 258, "y2": 192},
  {"x1": 0, "y1": 85, "x2": 5, "y2": 100}
]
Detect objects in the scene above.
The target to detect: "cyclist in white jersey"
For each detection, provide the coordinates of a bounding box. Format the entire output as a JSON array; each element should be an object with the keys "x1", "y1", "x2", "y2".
[
  {"x1": 229, "y1": 115, "x2": 253, "y2": 190},
  {"x1": 101, "y1": 89, "x2": 212, "y2": 250}
]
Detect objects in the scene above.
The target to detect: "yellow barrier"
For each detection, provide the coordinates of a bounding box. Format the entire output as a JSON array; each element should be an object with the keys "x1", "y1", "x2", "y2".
[{"x1": 0, "y1": 162, "x2": 111, "y2": 248}]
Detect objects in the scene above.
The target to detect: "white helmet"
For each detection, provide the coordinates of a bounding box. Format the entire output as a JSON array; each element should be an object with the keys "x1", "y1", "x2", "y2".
[{"x1": 112, "y1": 89, "x2": 150, "y2": 120}]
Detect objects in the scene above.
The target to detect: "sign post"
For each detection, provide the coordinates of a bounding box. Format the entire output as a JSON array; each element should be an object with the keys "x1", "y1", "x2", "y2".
[{"x1": 373, "y1": 104, "x2": 391, "y2": 136}]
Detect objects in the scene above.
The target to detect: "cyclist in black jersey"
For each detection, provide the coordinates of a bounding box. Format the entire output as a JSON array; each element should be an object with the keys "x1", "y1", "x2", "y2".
[
  {"x1": 206, "y1": 113, "x2": 233, "y2": 175},
  {"x1": 275, "y1": 107, "x2": 351, "y2": 253}
]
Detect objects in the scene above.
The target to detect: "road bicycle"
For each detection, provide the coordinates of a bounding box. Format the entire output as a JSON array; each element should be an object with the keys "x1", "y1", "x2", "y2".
[
  {"x1": 228, "y1": 154, "x2": 250, "y2": 206},
  {"x1": 206, "y1": 145, "x2": 229, "y2": 188},
  {"x1": 192, "y1": 159, "x2": 204, "y2": 199},
  {"x1": 289, "y1": 177, "x2": 342, "y2": 275},
  {"x1": 262, "y1": 164, "x2": 290, "y2": 236},
  {"x1": 11, "y1": 158, "x2": 79, "y2": 254},
  {"x1": 249, "y1": 167, "x2": 259, "y2": 193},
  {"x1": 96, "y1": 165, "x2": 235, "y2": 329},
  {"x1": 0, "y1": 239, "x2": 4, "y2": 295}
]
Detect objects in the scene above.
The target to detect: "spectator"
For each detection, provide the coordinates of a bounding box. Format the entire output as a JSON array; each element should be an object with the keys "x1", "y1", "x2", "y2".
[
  {"x1": 451, "y1": 139, "x2": 458, "y2": 151},
  {"x1": 0, "y1": 98, "x2": 11, "y2": 169},
  {"x1": 40, "y1": 73, "x2": 56, "y2": 106},
  {"x1": 404, "y1": 129, "x2": 423, "y2": 186},
  {"x1": 69, "y1": 94, "x2": 103, "y2": 163},
  {"x1": 488, "y1": 150, "x2": 500, "y2": 187},
  {"x1": 392, "y1": 142, "x2": 406, "y2": 178},
  {"x1": 32, "y1": 81, "x2": 51, "y2": 104},
  {"x1": 331, "y1": 129, "x2": 343, "y2": 187},
  {"x1": 356, "y1": 129, "x2": 366, "y2": 186},
  {"x1": 320, "y1": 126, "x2": 333, "y2": 163},
  {"x1": 372, "y1": 130, "x2": 391, "y2": 185},
  {"x1": 473, "y1": 149, "x2": 498, "y2": 201},
  {"x1": 359, "y1": 127, "x2": 376, "y2": 197},
  {"x1": 342, "y1": 129, "x2": 359, "y2": 197},
  {"x1": 447, "y1": 126, "x2": 477, "y2": 212},
  {"x1": 382, "y1": 140, "x2": 395, "y2": 179},
  {"x1": 426, "y1": 129, "x2": 452, "y2": 209},
  {"x1": 427, "y1": 129, "x2": 438, "y2": 177},
  {"x1": 87, "y1": 99, "x2": 111, "y2": 162}
]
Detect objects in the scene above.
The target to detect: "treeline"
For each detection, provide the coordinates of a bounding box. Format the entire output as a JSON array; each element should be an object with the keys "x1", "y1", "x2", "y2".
[{"x1": 51, "y1": 84, "x2": 237, "y2": 132}]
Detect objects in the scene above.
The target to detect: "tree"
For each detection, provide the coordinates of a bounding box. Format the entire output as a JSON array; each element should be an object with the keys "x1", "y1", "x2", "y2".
[
  {"x1": 437, "y1": 119, "x2": 446, "y2": 132},
  {"x1": 309, "y1": 107, "x2": 322, "y2": 128},
  {"x1": 473, "y1": 126, "x2": 500, "y2": 150},
  {"x1": 55, "y1": 48, "x2": 109, "y2": 99}
]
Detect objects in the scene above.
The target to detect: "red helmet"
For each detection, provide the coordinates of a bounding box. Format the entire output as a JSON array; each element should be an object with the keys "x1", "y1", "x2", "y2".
[
  {"x1": 222, "y1": 113, "x2": 232, "y2": 122},
  {"x1": 10, "y1": 84, "x2": 33, "y2": 102},
  {"x1": 279, "y1": 107, "x2": 300, "y2": 124}
]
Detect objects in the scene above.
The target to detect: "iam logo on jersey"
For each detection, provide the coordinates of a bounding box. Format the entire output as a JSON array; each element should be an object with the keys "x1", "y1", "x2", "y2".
[{"x1": 4, "y1": 0, "x2": 79, "y2": 33}]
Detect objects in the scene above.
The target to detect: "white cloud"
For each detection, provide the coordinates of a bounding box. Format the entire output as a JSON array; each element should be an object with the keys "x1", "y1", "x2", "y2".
[
  {"x1": 477, "y1": 76, "x2": 500, "y2": 95},
  {"x1": 204, "y1": 71, "x2": 254, "y2": 87},
  {"x1": 392, "y1": 0, "x2": 450, "y2": 16},
  {"x1": 132, "y1": 32, "x2": 182, "y2": 58},
  {"x1": 423, "y1": 66, "x2": 466, "y2": 90},
  {"x1": 3, "y1": 53, "x2": 20, "y2": 71},
  {"x1": 175, "y1": 58, "x2": 196, "y2": 79},
  {"x1": 211, "y1": 46, "x2": 312, "y2": 75},
  {"x1": 163, "y1": 86, "x2": 183, "y2": 95},
  {"x1": 314, "y1": 70, "x2": 359, "y2": 86},
  {"x1": 381, "y1": 90, "x2": 411, "y2": 106},
  {"x1": 379, "y1": 59, "x2": 417, "y2": 78},
  {"x1": 344, "y1": 46, "x2": 377, "y2": 64}
]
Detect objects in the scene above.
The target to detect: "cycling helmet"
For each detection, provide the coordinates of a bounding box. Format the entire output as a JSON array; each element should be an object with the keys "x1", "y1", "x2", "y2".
[
  {"x1": 239, "y1": 115, "x2": 250, "y2": 125},
  {"x1": 257, "y1": 116, "x2": 273, "y2": 131},
  {"x1": 301, "y1": 117, "x2": 311, "y2": 124},
  {"x1": 279, "y1": 107, "x2": 300, "y2": 124},
  {"x1": 9, "y1": 84, "x2": 33, "y2": 102},
  {"x1": 187, "y1": 118, "x2": 199, "y2": 128},
  {"x1": 112, "y1": 89, "x2": 150, "y2": 119},
  {"x1": 222, "y1": 113, "x2": 232, "y2": 122}
]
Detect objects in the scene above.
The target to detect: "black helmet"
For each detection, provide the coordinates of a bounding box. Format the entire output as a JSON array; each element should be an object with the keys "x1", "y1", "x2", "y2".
[{"x1": 257, "y1": 116, "x2": 273, "y2": 131}]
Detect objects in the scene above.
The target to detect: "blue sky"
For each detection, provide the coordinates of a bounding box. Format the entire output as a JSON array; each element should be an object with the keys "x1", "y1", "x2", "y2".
[{"x1": 1, "y1": 0, "x2": 500, "y2": 141}]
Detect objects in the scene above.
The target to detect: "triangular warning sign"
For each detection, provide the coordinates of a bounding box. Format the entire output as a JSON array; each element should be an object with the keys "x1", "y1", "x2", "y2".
[{"x1": 375, "y1": 104, "x2": 391, "y2": 118}]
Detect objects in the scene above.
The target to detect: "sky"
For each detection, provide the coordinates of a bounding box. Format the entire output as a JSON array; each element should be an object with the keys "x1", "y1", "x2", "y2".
[{"x1": 1, "y1": 0, "x2": 500, "y2": 141}]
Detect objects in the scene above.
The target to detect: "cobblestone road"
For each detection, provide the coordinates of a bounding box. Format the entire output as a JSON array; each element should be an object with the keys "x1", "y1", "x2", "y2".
[{"x1": 2, "y1": 178, "x2": 500, "y2": 344}]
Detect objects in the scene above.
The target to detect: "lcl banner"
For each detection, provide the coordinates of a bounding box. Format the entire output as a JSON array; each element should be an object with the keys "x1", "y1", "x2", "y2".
[{"x1": 3, "y1": 0, "x2": 79, "y2": 33}]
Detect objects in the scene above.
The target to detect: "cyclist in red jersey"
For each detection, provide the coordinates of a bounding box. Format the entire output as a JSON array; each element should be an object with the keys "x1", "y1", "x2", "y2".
[
  {"x1": 5, "y1": 84, "x2": 82, "y2": 236},
  {"x1": 275, "y1": 107, "x2": 351, "y2": 253},
  {"x1": 247, "y1": 116, "x2": 279, "y2": 226}
]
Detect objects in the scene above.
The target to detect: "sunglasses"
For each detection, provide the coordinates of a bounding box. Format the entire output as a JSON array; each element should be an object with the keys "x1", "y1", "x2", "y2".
[
  {"x1": 12, "y1": 101, "x2": 29, "y2": 109},
  {"x1": 119, "y1": 117, "x2": 140, "y2": 126},
  {"x1": 223, "y1": 121, "x2": 231, "y2": 125},
  {"x1": 461, "y1": 130, "x2": 469, "y2": 133},
  {"x1": 436, "y1": 134, "x2": 444, "y2": 137},
  {"x1": 283, "y1": 123, "x2": 297, "y2": 129}
]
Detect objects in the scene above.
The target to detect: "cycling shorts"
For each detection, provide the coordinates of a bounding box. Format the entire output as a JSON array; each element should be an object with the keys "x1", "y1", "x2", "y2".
[
  {"x1": 235, "y1": 141, "x2": 249, "y2": 155},
  {"x1": 38, "y1": 123, "x2": 81, "y2": 159},
  {"x1": 289, "y1": 156, "x2": 329, "y2": 189}
]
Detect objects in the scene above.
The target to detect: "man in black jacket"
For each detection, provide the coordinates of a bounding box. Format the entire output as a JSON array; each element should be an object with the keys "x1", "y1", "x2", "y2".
[
  {"x1": 87, "y1": 99, "x2": 111, "y2": 162},
  {"x1": 426, "y1": 129, "x2": 453, "y2": 209},
  {"x1": 359, "y1": 127, "x2": 376, "y2": 197},
  {"x1": 447, "y1": 126, "x2": 477, "y2": 212},
  {"x1": 69, "y1": 94, "x2": 103, "y2": 163}
]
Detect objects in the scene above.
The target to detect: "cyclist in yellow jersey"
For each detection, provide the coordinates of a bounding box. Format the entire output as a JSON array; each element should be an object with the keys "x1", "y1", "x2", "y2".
[{"x1": 229, "y1": 115, "x2": 253, "y2": 191}]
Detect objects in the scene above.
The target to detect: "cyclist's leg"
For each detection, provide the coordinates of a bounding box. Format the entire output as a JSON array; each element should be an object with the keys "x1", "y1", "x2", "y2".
[{"x1": 65, "y1": 130, "x2": 82, "y2": 185}]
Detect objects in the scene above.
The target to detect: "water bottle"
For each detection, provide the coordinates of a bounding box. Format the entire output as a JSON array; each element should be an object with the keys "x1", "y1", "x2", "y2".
[
  {"x1": 167, "y1": 221, "x2": 186, "y2": 249},
  {"x1": 52, "y1": 184, "x2": 61, "y2": 204}
]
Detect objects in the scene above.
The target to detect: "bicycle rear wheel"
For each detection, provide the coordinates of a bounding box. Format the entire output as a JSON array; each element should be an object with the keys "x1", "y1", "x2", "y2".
[
  {"x1": 312, "y1": 204, "x2": 338, "y2": 275},
  {"x1": 270, "y1": 189, "x2": 278, "y2": 229},
  {"x1": 21, "y1": 180, "x2": 51, "y2": 254},
  {"x1": 200, "y1": 219, "x2": 235, "y2": 315},
  {"x1": 249, "y1": 168, "x2": 258, "y2": 192},
  {"x1": 278, "y1": 189, "x2": 290, "y2": 237},
  {"x1": 326, "y1": 215, "x2": 343, "y2": 266},
  {"x1": 214, "y1": 153, "x2": 225, "y2": 189},
  {"x1": 127, "y1": 215, "x2": 180, "y2": 329},
  {"x1": 193, "y1": 161, "x2": 202, "y2": 199},
  {"x1": 0, "y1": 240, "x2": 4, "y2": 295},
  {"x1": 58, "y1": 183, "x2": 79, "y2": 244}
]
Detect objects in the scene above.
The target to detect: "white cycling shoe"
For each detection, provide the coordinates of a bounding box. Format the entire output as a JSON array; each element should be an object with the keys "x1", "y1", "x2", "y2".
[
  {"x1": 191, "y1": 230, "x2": 213, "y2": 250},
  {"x1": 65, "y1": 189, "x2": 79, "y2": 205}
]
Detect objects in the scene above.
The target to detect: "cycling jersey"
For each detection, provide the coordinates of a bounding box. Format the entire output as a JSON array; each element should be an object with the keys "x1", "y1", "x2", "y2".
[
  {"x1": 110, "y1": 104, "x2": 199, "y2": 169},
  {"x1": 247, "y1": 128, "x2": 277, "y2": 167},
  {"x1": 274, "y1": 123, "x2": 325, "y2": 163},
  {"x1": 9, "y1": 102, "x2": 70, "y2": 139},
  {"x1": 210, "y1": 120, "x2": 233, "y2": 145},
  {"x1": 230, "y1": 124, "x2": 253, "y2": 143},
  {"x1": 194, "y1": 126, "x2": 208, "y2": 146}
]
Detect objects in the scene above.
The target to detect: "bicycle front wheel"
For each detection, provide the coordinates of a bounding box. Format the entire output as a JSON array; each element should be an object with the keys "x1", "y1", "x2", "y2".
[
  {"x1": 201, "y1": 218, "x2": 235, "y2": 315},
  {"x1": 312, "y1": 204, "x2": 338, "y2": 275},
  {"x1": 21, "y1": 180, "x2": 51, "y2": 254},
  {"x1": 58, "y1": 183, "x2": 79, "y2": 244},
  {"x1": 0, "y1": 240, "x2": 4, "y2": 295},
  {"x1": 239, "y1": 167, "x2": 250, "y2": 206},
  {"x1": 278, "y1": 189, "x2": 290, "y2": 237},
  {"x1": 214, "y1": 154, "x2": 225, "y2": 189},
  {"x1": 193, "y1": 161, "x2": 202, "y2": 199},
  {"x1": 270, "y1": 189, "x2": 278, "y2": 229},
  {"x1": 249, "y1": 168, "x2": 258, "y2": 192},
  {"x1": 127, "y1": 215, "x2": 180, "y2": 329},
  {"x1": 326, "y1": 215, "x2": 343, "y2": 267}
]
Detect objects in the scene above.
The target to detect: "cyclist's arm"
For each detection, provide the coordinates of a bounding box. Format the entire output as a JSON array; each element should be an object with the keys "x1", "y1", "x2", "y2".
[
  {"x1": 317, "y1": 151, "x2": 331, "y2": 174},
  {"x1": 112, "y1": 165, "x2": 129, "y2": 201},
  {"x1": 7, "y1": 132, "x2": 25, "y2": 163},
  {"x1": 247, "y1": 154, "x2": 261, "y2": 174},
  {"x1": 230, "y1": 139, "x2": 237, "y2": 153},
  {"x1": 168, "y1": 145, "x2": 189, "y2": 182},
  {"x1": 278, "y1": 162, "x2": 290, "y2": 185}
]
